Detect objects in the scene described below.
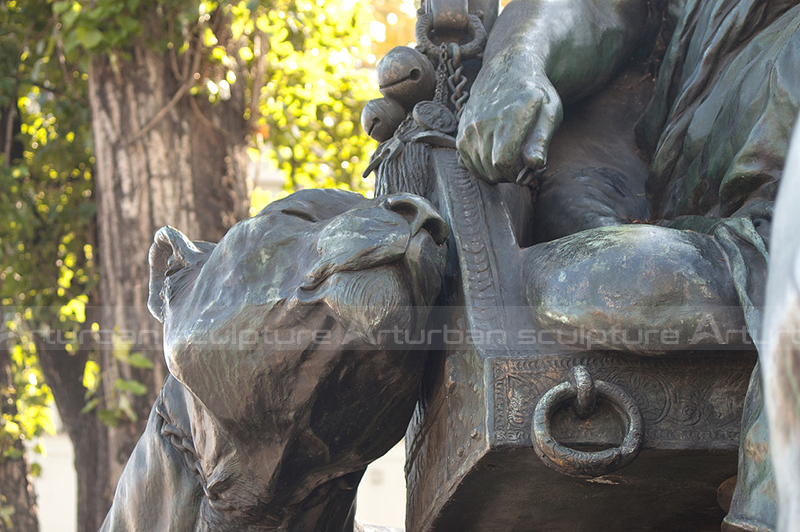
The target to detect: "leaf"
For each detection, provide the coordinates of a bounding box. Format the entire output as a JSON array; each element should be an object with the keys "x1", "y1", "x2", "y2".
[
  {"x1": 117, "y1": 17, "x2": 142, "y2": 37},
  {"x1": 82, "y1": 360, "x2": 100, "y2": 392},
  {"x1": 62, "y1": 31, "x2": 79, "y2": 54},
  {"x1": 52, "y1": 2, "x2": 71, "y2": 15},
  {"x1": 2, "y1": 447, "x2": 23, "y2": 460},
  {"x1": 256, "y1": 15, "x2": 271, "y2": 34},
  {"x1": 61, "y1": 7, "x2": 81, "y2": 31},
  {"x1": 0, "y1": 504, "x2": 14, "y2": 529},
  {"x1": 97, "y1": 409, "x2": 120, "y2": 428},
  {"x1": 3, "y1": 421, "x2": 20, "y2": 438},
  {"x1": 127, "y1": 352, "x2": 154, "y2": 369},
  {"x1": 118, "y1": 395, "x2": 138, "y2": 422},
  {"x1": 114, "y1": 378, "x2": 148, "y2": 396},
  {"x1": 79, "y1": 397, "x2": 99, "y2": 415},
  {"x1": 75, "y1": 26, "x2": 104, "y2": 51},
  {"x1": 112, "y1": 336, "x2": 132, "y2": 363}
]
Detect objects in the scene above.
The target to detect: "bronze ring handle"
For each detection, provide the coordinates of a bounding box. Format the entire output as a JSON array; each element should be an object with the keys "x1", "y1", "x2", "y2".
[
  {"x1": 532, "y1": 366, "x2": 644, "y2": 478},
  {"x1": 415, "y1": 12, "x2": 487, "y2": 62}
]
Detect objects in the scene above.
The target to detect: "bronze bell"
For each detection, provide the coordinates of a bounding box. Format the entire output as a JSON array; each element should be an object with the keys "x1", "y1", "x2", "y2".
[
  {"x1": 377, "y1": 46, "x2": 436, "y2": 110},
  {"x1": 361, "y1": 98, "x2": 407, "y2": 142}
]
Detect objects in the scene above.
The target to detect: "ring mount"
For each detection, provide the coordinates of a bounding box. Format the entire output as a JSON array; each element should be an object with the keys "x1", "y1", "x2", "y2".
[{"x1": 532, "y1": 366, "x2": 644, "y2": 478}]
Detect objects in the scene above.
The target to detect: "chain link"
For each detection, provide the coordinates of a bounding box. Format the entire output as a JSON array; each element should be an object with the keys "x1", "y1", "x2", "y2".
[
  {"x1": 433, "y1": 44, "x2": 450, "y2": 106},
  {"x1": 431, "y1": 43, "x2": 471, "y2": 121},
  {"x1": 417, "y1": 11, "x2": 485, "y2": 123},
  {"x1": 445, "y1": 44, "x2": 469, "y2": 119}
]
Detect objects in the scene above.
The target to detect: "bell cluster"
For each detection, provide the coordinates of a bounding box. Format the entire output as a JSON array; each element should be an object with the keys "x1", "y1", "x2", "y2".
[{"x1": 361, "y1": 46, "x2": 437, "y2": 142}]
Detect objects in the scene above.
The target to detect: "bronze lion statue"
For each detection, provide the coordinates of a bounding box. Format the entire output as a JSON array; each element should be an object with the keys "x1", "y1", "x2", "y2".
[{"x1": 100, "y1": 189, "x2": 448, "y2": 532}]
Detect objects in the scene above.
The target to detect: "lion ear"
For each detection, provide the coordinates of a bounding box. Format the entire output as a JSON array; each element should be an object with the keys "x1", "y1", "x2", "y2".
[{"x1": 148, "y1": 226, "x2": 216, "y2": 322}]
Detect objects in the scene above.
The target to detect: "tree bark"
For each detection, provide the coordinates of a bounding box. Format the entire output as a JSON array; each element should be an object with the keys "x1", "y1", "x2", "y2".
[
  {"x1": 34, "y1": 303, "x2": 109, "y2": 532},
  {"x1": 0, "y1": 346, "x2": 39, "y2": 532},
  {"x1": 80, "y1": 31, "x2": 251, "y2": 530}
]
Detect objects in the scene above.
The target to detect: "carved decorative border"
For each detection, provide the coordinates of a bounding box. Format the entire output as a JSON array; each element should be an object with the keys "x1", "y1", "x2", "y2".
[
  {"x1": 436, "y1": 150, "x2": 504, "y2": 332},
  {"x1": 491, "y1": 354, "x2": 753, "y2": 448}
]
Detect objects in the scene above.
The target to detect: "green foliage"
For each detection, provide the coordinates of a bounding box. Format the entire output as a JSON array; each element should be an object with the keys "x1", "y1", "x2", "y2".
[
  {"x1": 1, "y1": 0, "x2": 383, "y2": 469},
  {"x1": 0, "y1": 1, "x2": 97, "y2": 317},
  {"x1": 53, "y1": 0, "x2": 144, "y2": 56},
  {"x1": 1, "y1": 0, "x2": 95, "y2": 460},
  {"x1": 80, "y1": 336, "x2": 152, "y2": 427},
  {"x1": 0, "y1": 496, "x2": 13, "y2": 529},
  {"x1": 233, "y1": 0, "x2": 379, "y2": 191},
  {"x1": 49, "y1": 0, "x2": 379, "y2": 192},
  {"x1": 0, "y1": 332, "x2": 55, "y2": 463}
]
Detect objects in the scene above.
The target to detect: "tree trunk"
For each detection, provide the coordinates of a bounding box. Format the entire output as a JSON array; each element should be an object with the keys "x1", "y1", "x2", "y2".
[
  {"x1": 34, "y1": 303, "x2": 109, "y2": 532},
  {"x1": 0, "y1": 345, "x2": 39, "y2": 532},
  {"x1": 80, "y1": 34, "x2": 250, "y2": 529}
]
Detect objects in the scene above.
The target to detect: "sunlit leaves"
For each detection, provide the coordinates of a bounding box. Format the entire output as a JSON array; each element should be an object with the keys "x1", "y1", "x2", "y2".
[
  {"x1": 1, "y1": 0, "x2": 96, "y2": 456},
  {"x1": 0, "y1": 336, "x2": 55, "y2": 464},
  {"x1": 49, "y1": 0, "x2": 380, "y2": 193},
  {"x1": 83, "y1": 336, "x2": 152, "y2": 426},
  {"x1": 232, "y1": 0, "x2": 379, "y2": 191},
  {"x1": 54, "y1": 0, "x2": 143, "y2": 57}
]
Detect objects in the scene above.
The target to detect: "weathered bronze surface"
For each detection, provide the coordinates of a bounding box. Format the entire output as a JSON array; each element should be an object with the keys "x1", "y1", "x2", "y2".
[
  {"x1": 99, "y1": 0, "x2": 800, "y2": 529},
  {"x1": 398, "y1": 148, "x2": 757, "y2": 531},
  {"x1": 377, "y1": 47, "x2": 437, "y2": 110},
  {"x1": 365, "y1": 0, "x2": 800, "y2": 529},
  {"x1": 362, "y1": 97, "x2": 408, "y2": 142},
  {"x1": 100, "y1": 191, "x2": 449, "y2": 531}
]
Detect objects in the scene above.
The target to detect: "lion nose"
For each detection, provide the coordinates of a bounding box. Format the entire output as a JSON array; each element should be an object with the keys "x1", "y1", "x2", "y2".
[{"x1": 385, "y1": 194, "x2": 449, "y2": 245}]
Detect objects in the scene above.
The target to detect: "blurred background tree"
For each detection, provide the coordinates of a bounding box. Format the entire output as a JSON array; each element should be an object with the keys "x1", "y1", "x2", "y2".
[{"x1": 0, "y1": 0, "x2": 416, "y2": 530}]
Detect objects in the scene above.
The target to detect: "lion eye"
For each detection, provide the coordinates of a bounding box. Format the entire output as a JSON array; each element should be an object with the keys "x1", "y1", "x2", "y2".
[
  {"x1": 165, "y1": 256, "x2": 185, "y2": 277},
  {"x1": 281, "y1": 209, "x2": 316, "y2": 222}
]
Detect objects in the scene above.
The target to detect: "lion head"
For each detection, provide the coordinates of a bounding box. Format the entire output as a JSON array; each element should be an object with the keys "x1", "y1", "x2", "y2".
[{"x1": 146, "y1": 189, "x2": 447, "y2": 527}]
